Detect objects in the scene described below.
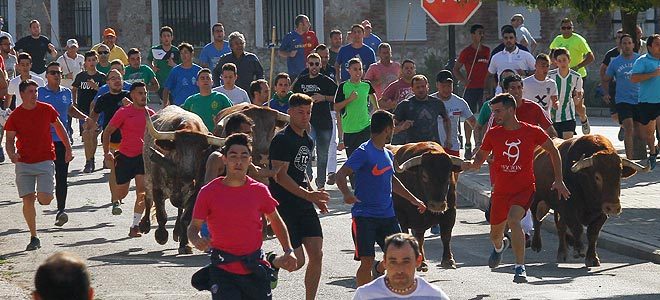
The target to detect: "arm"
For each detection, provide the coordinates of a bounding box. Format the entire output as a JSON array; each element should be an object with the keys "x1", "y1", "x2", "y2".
[
  {"x1": 271, "y1": 160, "x2": 329, "y2": 211},
  {"x1": 48, "y1": 43, "x2": 58, "y2": 57},
  {"x1": 334, "y1": 62, "x2": 342, "y2": 83},
  {"x1": 575, "y1": 52, "x2": 595, "y2": 70},
  {"x1": 187, "y1": 218, "x2": 210, "y2": 252},
  {"x1": 162, "y1": 88, "x2": 171, "y2": 107},
  {"x1": 392, "y1": 176, "x2": 426, "y2": 213},
  {"x1": 5, "y1": 131, "x2": 18, "y2": 163},
  {"x1": 52, "y1": 118, "x2": 72, "y2": 162},
  {"x1": 248, "y1": 163, "x2": 280, "y2": 178},
  {"x1": 630, "y1": 68, "x2": 660, "y2": 83},
  {"x1": 539, "y1": 138, "x2": 570, "y2": 200},
  {"x1": 336, "y1": 165, "x2": 357, "y2": 204},
  {"x1": 601, "y1": 73, "x2": 612, "y2": 104},
  {"x1": 102, "y1": 124, "x2": 118, "y2": 161},
  {"x1": 150, "y1": 77, "x2": 160, "y2": 92},
  {"x1": 368, "y1": 93, "x2": 379, "y2": 112},
  {"x1": 465, "y1": 116, "x2": 477, "y2": 130},
  {"x1": 71, "y1": 87, "x2": 78, "y2": 106},
  {"x1": 452, "y1": 61, "x2": 467, "y2": 86},
  {"x1": 0, "y1": 70, "x2": 7, "y2": 97},
  {"x1": 333, "y1": 91, "x2": 356, "y2": 111},
  {"x1": 204, "y1": 152, "x2": 224, "y2": 184},
  {"x1": 544, "y1": 125, "x2": 558, "y2": 139},
  {"x1": 264, "y1": 210, "x2": 297, "y2": 271},
  {"x1": 462, "y1": 147, "x2": 489, "y2": 171}
]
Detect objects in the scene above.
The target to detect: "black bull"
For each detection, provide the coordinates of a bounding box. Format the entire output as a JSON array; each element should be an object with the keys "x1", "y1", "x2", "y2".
[{"x1": 388, "y1": 142, "x2": 464, "y2": 270}]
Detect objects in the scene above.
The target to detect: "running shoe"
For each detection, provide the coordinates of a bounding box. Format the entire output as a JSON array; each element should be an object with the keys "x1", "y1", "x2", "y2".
[
  {"x1": 26, "y1": 236, "x2": 41, "y2": 251},
  {"x1": 371, "y1": 260, "x2": 384, "y2": 279},
  {"x1": 55, "y1": 211, "x2": 68, "y2": 227},
  {"x1": 0, "y1": 147, "x2": 5, "y2": 163},
  {"x1": 581, "y1": 119, "x2": 591, "y2": 135},
  {"x1": 128, "y1": 226, "x2": 142, "y2": 237},
  {"x1": 430, "y1": 224, "x2": 441, "y2": 235},
  {"x1": 112, "y1": 202, "x2": 122, "y2": 215},
  {"x1": 617, "y1": 127, "x2": 625, "y2": 141},
  {"x1": 488, "y1": 237, "x2": 510, "y2": 269},
  {"x1": 83, "y1": 160, "x2": 94, "y2": 173},
  {"x1": 513, "y1": 265, "x2": 528, "y2": 283},
  {"x1": 648, "y1": 154, "x2": 657, "y2": 170},
  {"x1": 464, "y1": 143, "x2": 473, "y2": 160}
]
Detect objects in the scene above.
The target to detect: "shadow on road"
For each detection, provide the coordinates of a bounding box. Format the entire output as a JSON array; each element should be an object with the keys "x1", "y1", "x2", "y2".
[
  {"x1": 326, "y1": 276, "x2": 356, "y2": 290},
  {"x1": 0, "y1": 200, "x2": 19, "y2": 208},
  {"x1": 585, "y1": 294, "x2": 660, "y2": 300},
  {"x1": 67, "y1": 173, "x2": 110, "y2": 187},
  {"x1": 55, "y1": 236, "x2": 132, "y2": 248},
  {"x1": 43, "y1": 203, "x2": 113, "y2": 215},
  {"x1": 0, "y1": 228, "x2": 25, "y2": 238},
  {"x1": 39, "y1": 222, "x2": 114, "y2": 233},
  {"x1": 88, "y1": 248, "x2": 208, "y2": 267}
]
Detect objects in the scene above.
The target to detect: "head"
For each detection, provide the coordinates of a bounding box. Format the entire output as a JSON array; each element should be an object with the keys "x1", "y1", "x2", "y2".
[
  {"x1": 249, "y1": 79, "x2": 270, "y2": 105},
  {"x1": 510, "y1": 14, "x2": 524, "y2": 27},
  {"x1": 411, "y1": 75, "x2": 429, "y2": 99},
  {"x1": 350, "y1": 24, "x2": 365, "y2": 44},
  {"x1": 220, "y1": 133, "x2": 253, "y2": 176},
  {"x1": 377, "y1": 43, "x2": 392, "y2": 63},
  {"x1": 502, "y1": 74, "x2": 523, "y2": 101},
  {"x1": 499, "y1": 69, "x2": 516, "y2": 90},
  {"x1": 636, "y1": 25, "x2": 643, "y2": 40},
  {"x1": 435, "y1": 70, "x2": 454, "y2": 98},
  {"x1": 314, "y1": 44, "x2": 329, "y2": 66},
  {"x1": 489, "y1": 93, "x2": 517, "y2": 125},
  {"x1": 274, "y1": 73, "x2": 291, "y2": 97},
  {"x1": 66, "y1": 39, "x2": 79, "y2": 55},
  {"x1": 160, "y1": 26, "x2": 174, "y2": 46},
  {"x1": 179, "y1": 43, "x2": 194, "y2": 64},
  {"x1": 647, "y1": 34, "x2": 660, "y2": 58},
  {"x1": 196, "y1": 69, "x2": 213, "y2": 92},
  {"x1": 228, "y1": 31, "x2": 246, "y2": 55},
  {"x1": 109, "y1": 59, "x2": 125, "y2": 74},
  {"x1": 560, "y1": 18, "x2": 574, "y2": 38},
  {"x1": 129, "y1": 82, "x2": 148, "y2": 107},
  {"x1": 295, "y1": 15, "x2": 311, "y2": 32},
  {"x1": 212, "y1": 23, "x2": 225, "y2": 42},
  {"x1": 470, "y1": 24, "x2": 484, "y2": 44},
  {"x1": 620, "y1": 34, "x2": 635, "y2": 56},
  {"x1": 19, "y1": 79, "x2": 39, "y2": 105},
  {"x1": 370, "y1": 110, "x2": 394, "y2": 143},
  {"x1": 361, "y1": 20, "x2": 373, "y2": 35},
  {"x1": 17, "y1": 53, "x2": 33, "y2": 75},
  {"x1": 33, "y1": 252, "x2": 93, "y2": 300},
  {"x1": 29, "y1": 20, "x2": 41, "y2": 36},
  {"x1": 97, "y1": 44, "x2": 110, "y2": 63},
  {"x1": 347, "y1": 58, "x2": 363, "y2": 80},
  {"x1": 534, "y1": 54, "x2": 551, "y2": 78},
  {"x1": 45, "y1": 61, "x2": 62, "y2": 87},
  {"x1": 224, "y1": 113, "x2": 254, "y2": 137},
  {"x1": 103, "y1": 28, "x2": 117, "y2": 47},
  {"x1": 401, "y1": 59, "x2": 416, "y2": 81},
  {"x1": 287, "y1": 93, "x2": 313, "y2": 130},
  {"x1": 221, "y1": 63, "x2": 238, "y2": 88},
  {"x1": 307, "y1": 53, "x2": 322, "y2": 76},
  {"x1": 615, "y1": 28, "x2": 624, "y2": 47},
  {"x1": 501, "y1": 25, "x2": 517, "y2": 51},
  {"x1": 0, "y1": 36, "x2": 11, "y2": 54},
  {"x1": 551, "y1": 47, "x2": 571, "y2": 69},
  {"x1": 127, "y1": 48, "x2": 141, "y2": 69},
  {"x1": 106, "y1": 69, "x2": 124, "y2": 93},
  {"x1": 329, "y1": 29, "x2": 343, "y2": 48},
  {"x1": 83, "y1": 50, "x2": 99, "y2": 70},
  {"x1": 383, "y1": 233, "x2": 422, "y2": 287}
]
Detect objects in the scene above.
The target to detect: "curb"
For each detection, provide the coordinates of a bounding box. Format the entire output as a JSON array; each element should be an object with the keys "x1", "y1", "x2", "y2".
[{"x1": 456, "y1": 176, "x2": 660, "y2": 265}]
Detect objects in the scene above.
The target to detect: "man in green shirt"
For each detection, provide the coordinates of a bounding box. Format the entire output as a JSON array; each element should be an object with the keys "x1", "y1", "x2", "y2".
[
  {"x1": 148, "y1": 26, "x2": 181, "y2": 99},
  {"x1": 124, "y1": 48, "x2": 159, "y2": 93},
  {"x1": 182, "y1": 69, "x2": 233, "y2": 131},
  {"x1": 96, "y1": 44, "x2": 111, "y2": 75}
]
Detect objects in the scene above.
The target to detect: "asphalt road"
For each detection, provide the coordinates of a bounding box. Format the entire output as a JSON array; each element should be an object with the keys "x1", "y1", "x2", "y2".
[{"x1": 1, "y1": 118, "x2": 659, "y2": 299}]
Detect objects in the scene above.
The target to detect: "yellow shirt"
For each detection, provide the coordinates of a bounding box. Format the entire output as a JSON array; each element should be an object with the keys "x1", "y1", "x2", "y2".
[
  {"x1": 549, "y1": 33, "x2": 592, "y2": 77},
  {"x1": 92, "y1": 43, "x2": 129, "y2": 66}
]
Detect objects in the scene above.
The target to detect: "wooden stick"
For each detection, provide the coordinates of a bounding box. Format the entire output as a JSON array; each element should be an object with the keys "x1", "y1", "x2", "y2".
[
  {"x1": 401, "y1": 2, "x2": 413, "y2": 61},
  {"x1": 269, "y1": 26, "x2": 276, "y2": 88}
]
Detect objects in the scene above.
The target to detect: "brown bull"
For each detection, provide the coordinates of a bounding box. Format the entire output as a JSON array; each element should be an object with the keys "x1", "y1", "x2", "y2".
[
  {"x1": 530, "y1": 134, "x2": 646, "y2": 266},
  {"x1": 140, "y1": 106, "x2": 225, "y2": 254},
  {"x1": 388, "y1": 142, "x2": 464, "y2": 270}
]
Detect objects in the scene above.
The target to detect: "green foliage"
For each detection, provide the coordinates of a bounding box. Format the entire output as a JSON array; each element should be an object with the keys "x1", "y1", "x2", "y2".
[{"x1": 504, "y1": 0, "x2": 655, "y2": 20}]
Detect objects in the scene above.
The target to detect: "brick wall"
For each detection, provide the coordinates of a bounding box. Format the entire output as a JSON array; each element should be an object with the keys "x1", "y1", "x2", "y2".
[
  {"x1": 102, "y1": 0, "x2": 152, "y2": 53},
  {"x1": 15, "y1": 0, "x2": 52, "y2": 40}
]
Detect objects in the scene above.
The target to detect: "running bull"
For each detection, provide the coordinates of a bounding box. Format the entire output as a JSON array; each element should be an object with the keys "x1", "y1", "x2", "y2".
[
  {"x1": 530, "y1": 135, "x2": 647, "y2": 267},
  {"x1": 388, "y1": 142, "x2": 464, "y2": 270},
  {"x1": 140, "y1": 105, "x2": 225, "y2": 254}
]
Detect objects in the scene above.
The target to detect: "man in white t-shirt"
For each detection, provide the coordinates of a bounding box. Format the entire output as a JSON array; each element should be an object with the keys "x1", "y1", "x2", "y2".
[
  {"x1": 511, "y1": 14, "x2": 537, "y2": 53},
  {"x1": 211, "y1": 62, "x2": 250, "y2": 105},
  {"x1": 7, "y1": 53, "x2": 46, "y2": 108},
  {"x1": 487, "y1": 26, "x2": 535, "y2": 98},
  {"x1": 353, "y1": 233, "x2": 450, "y2": 300},
  {"x1": 522, "y1": 53, "x2": 558, "y2": 113},
  {"x1": 430, "y1": 70, "x2": 476, "y2": 157},
  {"x1": 56, "y1": 39, "x2": 84, "y2": 88}
]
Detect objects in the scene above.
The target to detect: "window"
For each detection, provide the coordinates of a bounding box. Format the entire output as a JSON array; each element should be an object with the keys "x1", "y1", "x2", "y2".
[
  {"x1": 0, "y1": 0, "x2": 8, "y2": 34},
  {"x1": 59, "y1": 0, "x2": 93, "y2": 48},
  {"x1": 497, "y1": 1, "x2": 541, "y2": 39},
  {"x1": 159, "y1": 0, "x2": 210, "y2": 48},
  {"x1": 264, "y1": 0, "x2": 316, "y2": 45},
  {"x1": 386, "y1": 0, "x2": 427, "y2": 41}
]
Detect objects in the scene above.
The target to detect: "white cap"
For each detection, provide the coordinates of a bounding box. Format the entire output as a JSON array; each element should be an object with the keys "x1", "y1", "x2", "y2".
[{"x1": 66, "y1": 39, "x2": 79, "y2": 48}]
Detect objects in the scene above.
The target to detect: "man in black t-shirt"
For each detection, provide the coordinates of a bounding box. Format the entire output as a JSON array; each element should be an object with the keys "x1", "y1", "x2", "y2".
[
  {"x1": 292, "y1": 53, "x2": 338, "y2": 189},
  {"x1": 269, "y1": 93, "x2": 329, "y2": 300},
  {"x1": 14, "y1": 20, "x2": 57, "y2": 76},
  {"x1": 74, "y1": 50, "x2": 107, "y2": 173},
  {"x1": 600, "y1": 29, "x2": 624, "y2": 139}
]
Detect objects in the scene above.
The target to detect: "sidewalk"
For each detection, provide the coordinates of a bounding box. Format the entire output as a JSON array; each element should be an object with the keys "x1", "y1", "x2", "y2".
[{"x1": 456, "y1": 117, "x2": 660, "y2": 264}]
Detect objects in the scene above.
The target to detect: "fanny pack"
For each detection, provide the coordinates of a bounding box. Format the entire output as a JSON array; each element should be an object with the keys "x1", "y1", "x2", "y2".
[{"x1": 191, "y1": 248, "x2": 275, "y2": 291}]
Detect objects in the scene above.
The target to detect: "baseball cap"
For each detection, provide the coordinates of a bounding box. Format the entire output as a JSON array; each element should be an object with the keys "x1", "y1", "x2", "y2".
[
  {"x1": 436, "y1": 70, "x2": 453, "y2": 83},
  {"x1": 103, "y1": 28, "x2": 116, "y2": 37},
  {"x1": 361, "y1": 20, "x2": 372, "y2": 28},
  {"x1": 66, "y1": 39, "x2": 79, "y2": 48}
]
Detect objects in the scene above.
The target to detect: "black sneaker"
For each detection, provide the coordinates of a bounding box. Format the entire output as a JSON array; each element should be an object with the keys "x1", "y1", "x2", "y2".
[
  {"x1": 617, "y1": 127, "x2": 625, "y2": 141},
  {"x1": 371, "y1": 260, "x2": 384, "y2": 279},
  {"x1": 26, "y1": 236, "x2": 41, "y2": 251},
  {"x1": 55, "y1": 211, "x2": 68, "y2": 227},
  {"x1": 0, "y1": 147, "x2": 5, "y2": 163},
  {"x1": 464, "y1": 143, "x2": 473, "y2": 160},
  {"x1": 83, "y1": 160, "x2": 94, "y2": 173}
]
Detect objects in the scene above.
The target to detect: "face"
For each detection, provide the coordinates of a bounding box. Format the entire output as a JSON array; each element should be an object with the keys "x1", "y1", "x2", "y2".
[
  {"x1": 239, "y1": 123, "x2": 254, "y2": 136},
  {"x1": 436, "y1": 81, "x2": 453, "y2": 98},
  {"x1": 107, "y1": 71, "x2": 123, "y2": 91},
  {"x1": 128, "y1": 53, "x2": 141, "y2": 68},
  {"x1": 46, "y1": 65, "x2": 62, "y2": 85},
  {"x1": 30, "y1": 22, "x2": 41, "y2": 36},
  {"x1": 222, "y1": 70, "x2": 237, "y2": 86},
  {"x1": 316, "y1": 49, "x2": 329, "y2": 66},
  {"x1": 330, "y1": 33, "x2": 342, "y2": 48},
  {"x1": 535, "y1": 59, "x2": 549, "y2": 77},
  {"x1": 378, "y1": 46, "x2": 392, "y2": 62},
  {"x1": 471, "y1": 28, "x2": 484, "y2": 43},
  {"x1": 505, "y1": 81, "x2": 523, "y2": 101},
  {"x1": 411, "y1": 79, "x2": 428, "y2": 99},
  {"x1": 161, "y1": 31, "x2": 173, "y2": 46},
  {"x1": 502, "y1": 33, "x2": 516, "y2": 50},
  {"x1": 560, "y1": 22, "x2": 573, "y2": 36},
  {"x1": 499, "y1": 71, "x2": 515, "y2": 88},
  {"x1": 383, "y1": 243, "x2": 421, "y2": 287},
  {"x1": 351, "y1": 27, "x2": 364, "y2": 43},
  {"x1": 213, "y1": 25, "x2": 225, "y2": 42},
  {"x1": 362, "y1": 24, "x2": 372, "y2": 35},
  {"x1": 17, "y1": 59, "x2": 32, "y2": 74},
  {"x1": 288, "y1": 104, "x2": 312, "y2": 129},
  {"x1": 275, "y1": 78, "x2": 290, "y2": 96},
  {"x1": 110, "y1": 63, "x2": 124, "y2": 74},
  {"x1": 20, "y1": 85, "x2": 38, "y2": 103},
  {"x1": 130, "y1": 86, "x2": 148, "y2": 107},
  {"x1": 181, "y1": 48, "x2": 193, "y2": 63},
  {"x1": 97, "y1": 45, "x2": 110, "y2": 62},
  {"x1": 230, "y1": 38, "x2": 245, "y2": 54},
  {"x1": 620, "y1": 36, "x2": 635, "y2": 55},
  {"x1": 401, "y1": 62, "x2": 416, "y2": 79},
  {"x1": 490, "y1": 101, "x2": 514, "y2": 125},
  {"x1": 197, "y1": 72, "x2": 213, "y2": 90},
  {"x1": 0, "y1": 39, "x2": 11, "y2": 53},
  {"x1": 258, "y1": 82, "x2": 270, "y2": 100},
  {"x1": 554, "y1": 54, "x2": 571, "y2": 69},
  {"x1": 649, "y1": 37, "x2": 660, "y2": 58},
  {"x1": 84, "y1": 55, "x2": 98, "y2": 69},
  {"x1": 298, "y1": 17, "x2": 311, "y2": 32},
  {"x1": 103, "y1": 34, "x2": 116, "y2": 47},
  {"x1": 67, "y1": 45, "x2": 79, "y2": 55},
  {"x1": 348, "y1": 62, "x2": 363, "y2": 79},
  {"x1": 511, "y1": 17, "x2": 522, "y2": 27},
  {"x1": 222, "y1": 144, "x2": 252, "y2": 174},
  {"x1": 308, "y1": 57, "x2": 321, "y2": 76}
]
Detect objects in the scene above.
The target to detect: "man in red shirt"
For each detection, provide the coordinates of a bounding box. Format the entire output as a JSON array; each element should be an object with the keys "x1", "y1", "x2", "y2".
[
  {"x1": 188, "y1": 133, "x2": 297, "y2": 299},
  {"x1": 4, "y1": 79, "x2": 72, "y2": 251},
  {"x1": 463, "y1": 94, "x2": 570, "y2": 283},
  {"x1": 102, "y1": 82, "x2": 155, "y2": 237}
]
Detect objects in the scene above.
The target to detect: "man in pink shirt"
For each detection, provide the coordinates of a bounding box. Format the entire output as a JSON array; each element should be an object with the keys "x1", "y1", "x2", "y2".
[
  {"x1": 364, "y1": 43, "x2": 400, "y2": 99},
  {"x1": 379, "y1": 59, "x2": 415, "y2": 112},
  {"x1": 102, "y1": 82, "x2": 155, "y2": 237}
]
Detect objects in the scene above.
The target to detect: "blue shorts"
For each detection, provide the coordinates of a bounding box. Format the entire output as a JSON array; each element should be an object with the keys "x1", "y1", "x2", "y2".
[{"x1": 351, "y1": 216, "x2": 402, "y2": 260}]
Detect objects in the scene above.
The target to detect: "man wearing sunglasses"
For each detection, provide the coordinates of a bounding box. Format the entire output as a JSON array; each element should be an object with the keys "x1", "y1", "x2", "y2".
[
  {"x1": 550, "y1": 18, "x2": 595, "y2": 135},
  {"x1": 95, "y1": 44, "x2": 112, "y2": 75},
  {"x1": 92, "y1": 28, "x2": 128, "y2": 66}
]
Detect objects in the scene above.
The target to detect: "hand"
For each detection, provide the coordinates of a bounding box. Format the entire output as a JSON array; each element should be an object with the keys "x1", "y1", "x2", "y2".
[
  {"x1": 347, "y1": 91, "x2": 358, "y2": 102},
  {"x1": 190, "y1": 234, "x2": 210, "y2": 252},
  {"x1": 602, "y1": 94, "x2": 611, "y2": 104},
  {"x1": 152, "y1": 64, "x2": 160, "y2": 73},
  {"x1": 337, "y1": 142, "x2": 345, "y2": 151},
  {"x1": 167, "y1": 57, "x2": 176, "y2": 67},
  {"x1": 87, "y1": 79, "x2": 99, "y2": 90},
  {"x1": 121, "y1": 97, "x2": 133, "y2": 106},
  {"x1": 311, "y1": 93, "x2": 324, "y2": 103},
  {"x1": 551, "y1": 180, "x2": 571, "y2": 201},
  {"x1": 307, "y1": 190, "x2": 330, "y2": 213},
  {"x1": 8, "y1": 151, "x2": 20, "y2": 163},
  {"x1": 66, "y1": 73, "x2": 73, "y2": 79},
  {"x1": 343, "y1": 194, "x2": 359, "y2": 204},
  {"x1": 289, "y1": 50, "x2": 298, "y2": 58},
  {"x1": 104, "y1": 152, "x2": 115, "y2": 163},
  {"x1": 461, "y1": 161, "x2": 476, "y2": 172},
  {"x1": 654, "y1": 67, "x2": 660, "y2": 77},
  {"x1": 413, "y1": 198, "x2": 427, "y2": 214},
  {"x1": 65, "y1": 148, "x2": 73, "y2": 163},
  {"x1": 279, "y1": 252, "x2": 298, "y2": 272},
  {"x1": 398, "y1": 120, "x2": 413, "y2": 131}
]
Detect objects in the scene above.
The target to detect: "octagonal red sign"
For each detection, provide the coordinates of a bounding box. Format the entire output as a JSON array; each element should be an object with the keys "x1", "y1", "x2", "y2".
[{"x1": 421, "y1": 0, "x2": 482, "y2": 26}]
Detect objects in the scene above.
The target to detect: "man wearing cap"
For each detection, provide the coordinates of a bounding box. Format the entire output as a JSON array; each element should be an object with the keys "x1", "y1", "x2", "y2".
[
  {"x1": 430, "y1": 70, "x2": 475, "y2": 157},
  {"x1": 511, "y1": 14, "x2": 537, "y2": 53},
  {"x1": 92, "y1": 28, "x2": 129, "y2": 66},
  {"x1": 15, "y1": 20, "x2": 57, "y2": 77},
  {"x1": 361, "y1": 20, "x2": 382, "y2": 51},
  {"x1": 56, "y1": 39, "x2": 84, "y2": 88},
  {"x1": 0, "y1": 16, "x2": 15, "y2": 50}
]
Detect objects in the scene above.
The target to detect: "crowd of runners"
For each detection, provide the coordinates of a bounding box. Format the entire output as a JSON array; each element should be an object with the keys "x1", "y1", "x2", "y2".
[{"x1": 1, "y1": 11, "x2": 659, "y2": 300}]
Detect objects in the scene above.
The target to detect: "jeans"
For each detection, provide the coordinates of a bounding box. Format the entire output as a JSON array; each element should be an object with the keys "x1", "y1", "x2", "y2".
[
  {"x1": 307, "y1": 125, "x2": 332, "y2": 187},
  {"x1": 54, "y1": 142, "x2": 69, "y2": 213},
  {"x1": 327, "y1": 111, "x2": 338, "y2": 174}
]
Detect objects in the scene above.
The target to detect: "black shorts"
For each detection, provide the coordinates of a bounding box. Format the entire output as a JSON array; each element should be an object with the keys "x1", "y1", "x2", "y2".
[
  {"x1": 553, "y1": 120, "x2": 577, "y2": 136},
  {"x1": 114, "y1": 153, "x2": 145, "y2": 185},
  {"x1": 351, "y1": 216, "x2": 402, "y2": 260},
  {"x1": 463, "y1": 88, "x2": 484, "y2": 113},
  {"x1": 209, "y1": 266, "x2": 271, "y2": 300},
  {"x1": 615, "y1": 103, "x2": 638, "y2": 123},
  {"x1": 636, "y1": 103, "x2": 660, "y2": 125},
  {"x1": 277, "y1": 206, "x2": 323, "y2": 249}
]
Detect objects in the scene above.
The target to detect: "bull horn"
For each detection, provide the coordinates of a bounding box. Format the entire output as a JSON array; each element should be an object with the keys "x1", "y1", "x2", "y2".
[
  {"x1": 395, "y1": 155, "x2": 423, "y2": 173},
  {"x1": 571, "y1": 156, "x2": 593, "y2": 173},
  {"x1": 621, "y1": 158, "x2": 649, "y2": 172},
  {"x1": 449, "y1": 155, "x2": 464, "y2": 167},
  {"x1": 216, "y1": 112, "x2": 234, "y2": 131},
  {"x1": 145, "y1": 112, "x2": 176, "y2": 141},
  {"x1": 276, "y1": 111, "x2": 290, "y2": 123},
  {"x1": 206, "y1": 135, "x2": 226, "y2": 147}
]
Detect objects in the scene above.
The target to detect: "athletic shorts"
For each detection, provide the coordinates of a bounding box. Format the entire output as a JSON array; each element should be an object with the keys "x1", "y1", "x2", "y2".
[
  {"x1": 15, "y1": 161, "x2": 55, "y2": 197},
  {"x1": 553, "y1": 120, "x2": 577, "y2": 136},
  {"x1": 615, "y1": 103, "x2": 639, "y2": 124},
  {"x1": 463, "y1": 88, "x2": 484, "y2": 113},
  {"x1": 277, "y1": 206, "x2": 323, "y2": 249},
  {"x1": 209, "y1": 266, "x2": 271, "y2": 300},
  {"x1": 490, "y1": 188, "x2": 535, "y2": 225},
  {"x1": 636, "y1": 103, "x2": 660, "y2": 125},
  {"x1": 608, "y1": 97, "x2": 617, "y2": 115},
  {"x1": 351, "y1": 216, "x2": 402, "y2": 260},
  {"x1": 114, "y1": 153, "x2": 144, "y2": 185}
]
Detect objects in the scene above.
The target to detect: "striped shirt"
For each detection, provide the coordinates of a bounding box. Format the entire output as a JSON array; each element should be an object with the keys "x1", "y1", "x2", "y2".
[{"x1": 548, "y1": 68, "x2": 583, "y2": 122}]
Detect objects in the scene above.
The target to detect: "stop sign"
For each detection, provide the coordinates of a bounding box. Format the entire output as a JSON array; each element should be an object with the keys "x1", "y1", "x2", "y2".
[{"x1": 421, "y1": 0, "x2": 482, "y2": 26}]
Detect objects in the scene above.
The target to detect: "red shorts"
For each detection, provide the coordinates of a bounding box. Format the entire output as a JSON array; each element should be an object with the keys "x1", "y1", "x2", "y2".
[
  {"x1": 445, "y1": 149, "x2": 460, "y2": 156},
  {"x1": 490, "y1": 187, "x2": 535, "y2": 225}
]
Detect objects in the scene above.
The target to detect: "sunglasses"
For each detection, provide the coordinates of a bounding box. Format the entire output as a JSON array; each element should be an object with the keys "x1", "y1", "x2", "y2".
[
  {"x1": 48, "y1": 70, "x2": 62, "y2": 75},
  {"x1": 308, "y1": 62, "x2": 320, "y2": 67},
  {"x1": 561, "y1": 26, "x2": 572, "y2": 30},
  {"x1": 98, "y1": 51, "x2": 110, "y2": 55}
]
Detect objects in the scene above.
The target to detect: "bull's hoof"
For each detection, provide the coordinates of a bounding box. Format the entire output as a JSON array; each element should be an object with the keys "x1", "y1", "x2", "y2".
[
  {"x1": 178, "y1": 245, "x2": 193, "y2": 255},
  {"x1": 439, "y1": 259, "x2": 456, "y2": 269},
  {"x1": 138, "y1": 219, "x2": 151, "y2": 234},
  {"x1": 585, "y1": 255, "x2": 601, "y2": 267},
  {"x1": 531, "y1": 238, "x2": 542, "y2": 253},
  {"x1": 416, "y1": 261, "x2": 429, "y2": 272},
  {"x1": 155, "y1": 227, "x2": 168, "y2": 245},
  {"x1": 173, "y1": 226, "x2": 181, "y2": 242},
  {"x1": 557, "y1": 251, "x2": 568, "y2": 263}
]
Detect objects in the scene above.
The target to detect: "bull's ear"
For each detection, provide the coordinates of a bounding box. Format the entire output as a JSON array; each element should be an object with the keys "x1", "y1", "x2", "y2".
[
  {"x1": 621, "y1": 166, "x2": 637, "y2": 179},
  {"x1": 155, "y1": 140, "x2": 176, "y2": 151}
]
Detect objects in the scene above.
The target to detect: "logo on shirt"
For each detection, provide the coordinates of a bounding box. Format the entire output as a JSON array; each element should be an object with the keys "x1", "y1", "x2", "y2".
[
  {"x1": 371, "y1": 165, "x2": 392, "y2": 176},
  {"x1": 301, "y1": 84, "x2": 321, "y2": 93},
  {"x1": 535, "y1": 94, "x2": 548, "y2": 108},
  {"x1": 294, "y1": 146, "x2": 311, "y2": 172},
  {"x1": 211, "y1": 101, "x2": 219, "y2": 110},
  {"x1": 502, "y1": 139, "x2": 522, "y2": 170}
]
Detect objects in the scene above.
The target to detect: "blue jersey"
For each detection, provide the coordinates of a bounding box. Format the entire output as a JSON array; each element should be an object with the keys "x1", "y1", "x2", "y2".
[
  {"x1": 165, "y1": 64, "x2": 202, "y2": 106},
  {"x1": 280, "y1": 31, "x2": 307, "y2": 77},
  {"x1": 345, "y1": 140, "x2": 396, "y2": 218},
  {"x1": 37, "y1": 85, "x2": 72, "y2": 142},
  {"x1": 363, "y1": 34, "x2": 382, "y2": 52},
  {"x1": 606, "y1": 53, "x2": 641, "y2": 105},
  {"x1": 199, "y1": 41, "x2": 231, "y2": 71},
  {"x1": 631, "y1": 53, "x2": 660, "y2": 104},
  {"x1": 336, "y1": 44, "x2": 376, "y2": 81}
]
